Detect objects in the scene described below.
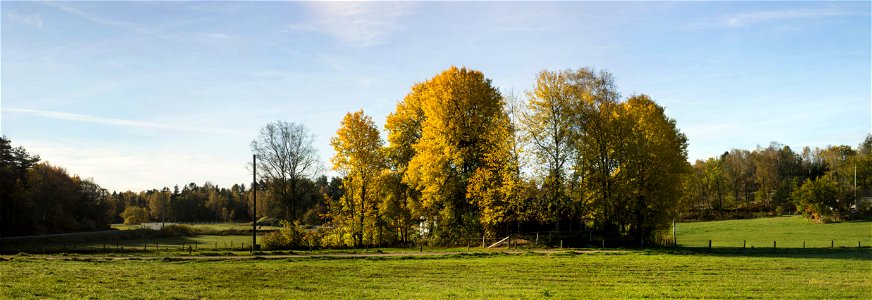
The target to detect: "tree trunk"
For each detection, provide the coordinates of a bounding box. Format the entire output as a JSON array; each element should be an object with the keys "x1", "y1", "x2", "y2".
[{"x1": 359, "y1": 183, "x2": 366, "y2": 247}]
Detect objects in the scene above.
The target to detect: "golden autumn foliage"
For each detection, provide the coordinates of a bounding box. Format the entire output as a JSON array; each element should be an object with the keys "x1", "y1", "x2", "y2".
[
  {"x1": 330, "y1": 110, "x2": 386, "y2": 246},
  {"x1": 326, "y1": 66, "x2": 692, "y2": 245},
  {"x1": 399, "y1": 66, "x2": 517, "y2": 240}
]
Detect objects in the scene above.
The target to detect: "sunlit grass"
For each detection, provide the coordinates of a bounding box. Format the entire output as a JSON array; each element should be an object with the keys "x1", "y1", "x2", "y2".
[
  {"x1": 677, "y1": 216, "x2": 871, "y2": 248},
  {"x1": 1, "y1": 250, "x2": 868, "y2": 299}
]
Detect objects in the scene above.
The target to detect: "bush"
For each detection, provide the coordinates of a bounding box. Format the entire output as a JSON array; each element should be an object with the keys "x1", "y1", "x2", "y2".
[
  {"x1": 260, "y1": 221, "x2": 308, "y2": 250},
  {"x1": 260, "y1": 231, "x2": 288, "y2": 250},
  {"x1": 162, "y1": 224, "x2": 195, "y2": 236},
  {"x1": 120, "y1": 206, "x2": 149, "y2": 225},
  {"x1": 303, "y1": 230, "x2": 321, "y2": 249}
]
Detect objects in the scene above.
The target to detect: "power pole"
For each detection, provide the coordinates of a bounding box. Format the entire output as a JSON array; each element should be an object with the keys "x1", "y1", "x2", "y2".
[
  {"x1": 252, "y1": 154, "x2": 257, "y2": 253},
  {"x1": 855, "y1": 165, "x2": 858, "y2": 209}
]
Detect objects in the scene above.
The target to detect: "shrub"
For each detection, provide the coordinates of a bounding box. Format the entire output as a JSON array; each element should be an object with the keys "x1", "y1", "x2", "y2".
[
  {"x1": 120, "y1": 206, "x2": 149, "y2": 225},
  {"x1": 162, "y1": 224, "x2": 195, "y2": 236},
  {"x1": 260, "y1": 230, "x2": 289, "y2": 250},
  {"x1": 260, "y1": 221, "x2": 308, "y2": 250},
  {"x1": 302, "y1": 229, "x2": 322, "y2": 249}
]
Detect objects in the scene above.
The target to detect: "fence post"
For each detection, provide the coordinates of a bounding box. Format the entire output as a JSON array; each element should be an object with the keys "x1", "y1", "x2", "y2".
[
  {"x1": 156, "y1": 242, "x2": 159, "y2": 251},
  {"x1": 743, "y1": 240, "x2": 746, "y2": 249},
  {"x1": 560, "y1": 240, "x2": 563, "y2": 249},
  {"x1": 708, "y1": 240, "x2": 711, "y2": 250},
  {"x1": 144, "y1": 243, "x2": 147, "y2": 251},
  {"x1": 773, "y1": 241, "x2": 776, "y2": 249},
  {"x1": 831, "y1": 240, "x2": 834, "y2": 248}
]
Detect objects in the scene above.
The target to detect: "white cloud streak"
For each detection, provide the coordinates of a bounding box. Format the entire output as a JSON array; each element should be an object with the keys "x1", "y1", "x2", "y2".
[
  {"x1": 6, "y1": 11, "x2": 43, "y2": 28},
  {"x1": 289, "y1": 2, "x2": 414, "y2": 47},
  {"x1": 719, "y1": 7, "x2": 866, "y2": 28},
  {"x1": 5, "y1": 108, "x2": 242, "y2": 135},
  {"x1": 42, "y1": 1, "x2": 156, "y2": 34}
]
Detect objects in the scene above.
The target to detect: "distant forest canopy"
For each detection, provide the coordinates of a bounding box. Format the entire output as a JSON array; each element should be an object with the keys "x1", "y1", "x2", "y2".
[
  {"x1": 2, "y1": 66, "x2": 869, "y2": 241},
  {"x1": 685, "y1": 137, "x2": 872, "y2": 222}
]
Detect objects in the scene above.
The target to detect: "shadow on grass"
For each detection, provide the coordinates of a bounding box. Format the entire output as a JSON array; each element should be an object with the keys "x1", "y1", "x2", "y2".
[
  {"x1": 650, "y1": 246, "x2": 872, "y2": 261},
  {"x1": 0, "y1": 232, "x2": 240, "y2": 255}
]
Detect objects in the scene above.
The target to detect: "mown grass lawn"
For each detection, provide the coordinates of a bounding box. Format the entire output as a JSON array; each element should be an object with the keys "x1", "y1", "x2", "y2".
[
  {"x1": 677, "y1": 216, "x2": 872, "y2": 248},
  {"x1": 1, "y1": 250, "x2": 869, "y2": 299}
]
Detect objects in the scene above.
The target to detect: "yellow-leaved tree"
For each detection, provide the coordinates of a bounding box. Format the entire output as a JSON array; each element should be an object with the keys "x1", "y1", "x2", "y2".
[
  {"x1": 384, "y1": 83, "x2": 426, "y2": 243},
  {"x1": 403, "y1": 66, "x2": 518, "y2": 242},
  {"x1": 614, "y1": 94, "x2": 690, "y2": 242},
  {"x1": 330, "y1": 110, "x2": 386, "y2": 247}
]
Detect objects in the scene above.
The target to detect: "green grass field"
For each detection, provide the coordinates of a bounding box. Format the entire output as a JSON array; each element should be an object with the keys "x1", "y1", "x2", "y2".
[
  {"x1": 677, "y1": 216, "x2": 872, "y2": 248},
  {"x1": 1, "y1": 250, "x2": 868, "y2": 299},
  {"x1": 1, "y1": 216, "x2": 869, "y2": 298}
]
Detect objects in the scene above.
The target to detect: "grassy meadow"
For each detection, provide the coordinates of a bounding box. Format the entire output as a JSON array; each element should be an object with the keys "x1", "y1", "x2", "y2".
[
  {"x1": 1, "y1": 216, "x2": 869, "y2": 299},
  {"x1": 1, "y1": 250, "x2": 869, "y2": 299},
  {"x1": 677, "y1": 216, "x2": 872, "y2": 248}
]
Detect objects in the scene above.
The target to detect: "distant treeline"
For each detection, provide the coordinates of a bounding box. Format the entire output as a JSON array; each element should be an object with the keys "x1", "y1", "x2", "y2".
[
  {"x1": 0, "y1": 136, "x2": 338, "y2": 237},
  {"x1": 684, "y1": 137, "x2": 872, "y2": 222},
  {"x1": 111, "y1": 177, "x2": 339, "y2": 227},
  {"x1": 1, "y1": 137, "x2": 113, "y2": 237}
]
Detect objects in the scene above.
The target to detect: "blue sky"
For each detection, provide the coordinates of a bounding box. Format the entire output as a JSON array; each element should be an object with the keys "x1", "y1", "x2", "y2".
[{"x1": 2, "y1": 1, "x2": 870, "y2": 192}]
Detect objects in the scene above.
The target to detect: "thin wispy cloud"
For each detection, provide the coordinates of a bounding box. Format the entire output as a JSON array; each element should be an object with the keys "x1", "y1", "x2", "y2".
[
  {"x1": 6, "y1": 11, "x2": 43, "y2": 28},
  {"x1": 42, "y1": 1, "x2": 156, "y2": 34},
  {"x1": 6, "y1": 108, "x2": 242, "y2": 135},
  {"x1": 717, "y1": 7, "x2": 866, "y2": 28},
  {"x1": 289, "y1": 2, "x2": 414, "y2": 47}
]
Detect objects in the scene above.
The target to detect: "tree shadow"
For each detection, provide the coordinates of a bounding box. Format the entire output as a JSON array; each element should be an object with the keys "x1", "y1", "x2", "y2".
[{"x1": 650, "y1": 246, "x2": 872, "y2": 261}]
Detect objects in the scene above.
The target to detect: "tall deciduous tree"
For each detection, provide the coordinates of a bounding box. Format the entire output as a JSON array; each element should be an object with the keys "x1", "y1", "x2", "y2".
[
  {"x1": 330, "y1": 110, "x2": 387, "y2": 246},
  {"x1": 251, "y1": 121, "x2": 322, "y2": 222},
  {"x1": 569, "y1": 68, "x2": 622, "y2": 233},
  {"x1": 384, "y1": 83, "x2": 426, "y2": 242},
  {"x1": 404, "y1": 66, "x2": 516, "y2": 240},
  {"x1": 615, "y1": 94, "x2": 689, "y2": 241},
  {"x1": 521, "y1": 70, "x2": 580, "y2": 226}
]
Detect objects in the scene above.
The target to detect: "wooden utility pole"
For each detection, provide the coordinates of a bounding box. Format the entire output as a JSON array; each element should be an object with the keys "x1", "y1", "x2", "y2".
[{"x1": 252, "y1": 154, "x2": 257, "y2": 253}]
